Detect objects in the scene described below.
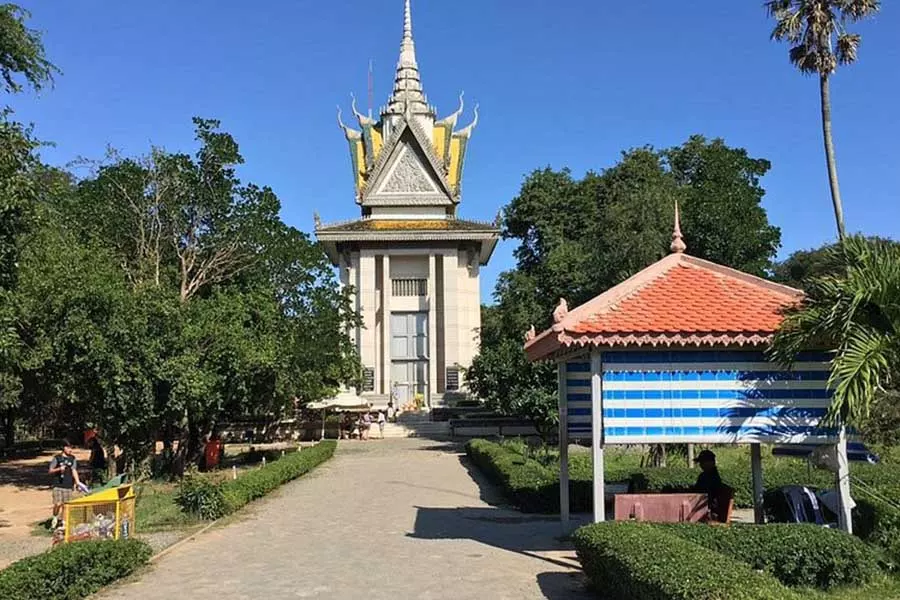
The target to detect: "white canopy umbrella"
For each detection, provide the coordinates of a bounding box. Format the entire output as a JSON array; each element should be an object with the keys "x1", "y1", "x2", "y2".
[{"x1": 306, "y1": 392, "x2": 371, "y2": 440}]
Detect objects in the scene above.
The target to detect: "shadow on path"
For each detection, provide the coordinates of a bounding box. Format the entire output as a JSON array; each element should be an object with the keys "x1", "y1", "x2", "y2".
[{"x1": 408, "y1": 505, "x2": 593, "y2": 598}]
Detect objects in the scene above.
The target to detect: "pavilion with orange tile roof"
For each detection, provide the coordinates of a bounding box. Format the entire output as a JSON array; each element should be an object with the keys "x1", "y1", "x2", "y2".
[{"x1": 524, "y1": 204, "x2": 853, "y2": 533}]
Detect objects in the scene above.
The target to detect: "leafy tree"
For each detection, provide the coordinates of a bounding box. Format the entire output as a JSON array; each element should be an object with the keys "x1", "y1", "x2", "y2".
[
  {"x1": 770, "y1": 236, "x2": 900, "y2": 426},
  {"x1": 0, "y1": 3, "x2": 57, "y2": 446},
  {"x1": 772, "y1": 236, "x2": 899, "y2": 289},
  {"x1": 667, "y1": 136, "x2": 781, "y2": 276},
  {"x1": 0, "y1": 4, "x2": 58, "y2": 96},
  {"x1": 49, "y1": 119, "x2": 359, "y2": 468},
  {"x1": 766, "y1": 0, "x2": 880, "y2": 240},
  {"x1": 469, "y1": 137, "x2": 782, "y2": 420}
]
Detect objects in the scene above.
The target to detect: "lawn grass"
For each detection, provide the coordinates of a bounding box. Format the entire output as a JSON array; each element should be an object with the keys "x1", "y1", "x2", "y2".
[
  {"x1": 810, "y1": 576, "x2": 900, "y2": 600},
  {"x1": 133, "y1": 482, "x2": 202, "y2": 532}
]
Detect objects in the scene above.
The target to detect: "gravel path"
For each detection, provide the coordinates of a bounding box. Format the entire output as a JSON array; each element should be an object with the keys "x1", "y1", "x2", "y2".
[
  {"x1": 0, "y1": 528, "x2": 196, "y2": 570},
  {"x1": 96, "y1": 439, "x2": 592, "y2": 599},
  {"x1": 0, "y1": 535, "x2": 50, "y2": 569}
]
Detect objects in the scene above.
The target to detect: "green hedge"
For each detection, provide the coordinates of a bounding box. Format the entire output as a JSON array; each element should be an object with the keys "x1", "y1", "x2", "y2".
[
  {"x1": 177, "y1": 440, "x2": 336, "y2": 520},
  {"x1": 465, "y1": 439, "x2": 560, "y2": 512},
  {"x1": 855, "y1": 499, "x2": 900, "y2": 567},
  {"x1": 573, "y1": 522, "x2": 800, "y2": 600},
  {"x1": 467, "y1": 438, "x2": 900, "y2": 566},
  {"x1": 0, "y1": 540, "x2": 152, "y2": 600},
  {"x1": 658, "y1": 523, "x2": 882, "y2": 589}
]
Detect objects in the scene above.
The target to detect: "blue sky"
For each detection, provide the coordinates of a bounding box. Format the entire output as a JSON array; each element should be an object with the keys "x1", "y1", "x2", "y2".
[{"x1": 14, "y1": 1, "x2": 900, "y2": 302}]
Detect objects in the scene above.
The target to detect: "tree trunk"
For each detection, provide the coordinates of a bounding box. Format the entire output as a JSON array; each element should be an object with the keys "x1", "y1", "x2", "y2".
[
  {"x1": 820, "y1": 75, "x2": 846, "y2": 241},
  {"x1": 648, "y1": 444, "x2": 667, "y2": 468},
  {"x1": 3, "y1": 409, "x2": 14, "y2": 448}
]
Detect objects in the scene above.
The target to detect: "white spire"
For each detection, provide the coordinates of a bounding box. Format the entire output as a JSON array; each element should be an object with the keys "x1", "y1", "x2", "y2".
[{"x1": 385, "y1": 0, "x2": 431, "y2": 116}]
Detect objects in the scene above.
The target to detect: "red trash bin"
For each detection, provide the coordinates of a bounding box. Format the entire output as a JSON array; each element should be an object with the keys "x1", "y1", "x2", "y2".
[{"x1": 204, "y1": 439, "x2": 223, "y2": 470}]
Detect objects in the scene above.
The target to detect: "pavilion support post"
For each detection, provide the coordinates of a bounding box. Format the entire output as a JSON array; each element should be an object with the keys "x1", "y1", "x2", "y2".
[
  {"x1": 751, "y1": 443, "x2": 764, "y2": 524},
  {"x1": 591, "y1": 351, "x2": 605, "y2": 523},
  {"x1": 687, "y1": 443, "x2": 695, "y2": 467},
  {"x1": 558, "y1": 361, "x2": 570, "y2": 532},
  {"x1": 836, "y1": 426, "x2": 853, "y2": 534}
]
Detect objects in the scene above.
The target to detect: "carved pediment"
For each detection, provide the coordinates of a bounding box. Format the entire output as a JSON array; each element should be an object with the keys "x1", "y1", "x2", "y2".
[
  {"x1": 362, "y1": 120, "x2": 454, "y2": 206},
  {"x1": 377, "y1": 144, "x2": 440, "y2": 195}
]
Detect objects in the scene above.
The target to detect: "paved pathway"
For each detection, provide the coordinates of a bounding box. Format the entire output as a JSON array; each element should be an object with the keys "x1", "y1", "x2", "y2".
[{"x1": 98, "y1": 439, "x2": 591, "y2": 600}]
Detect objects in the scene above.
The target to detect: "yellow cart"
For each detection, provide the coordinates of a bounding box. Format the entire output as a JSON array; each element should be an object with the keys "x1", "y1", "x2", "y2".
[{"x1": 63, "y1": 484, "x2": 136, "y2": 543}]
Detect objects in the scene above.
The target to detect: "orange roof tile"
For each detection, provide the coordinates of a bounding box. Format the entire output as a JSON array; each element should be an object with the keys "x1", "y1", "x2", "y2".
[{"x1": 524, "y1": 253, "x2": 803, "y2": 361}]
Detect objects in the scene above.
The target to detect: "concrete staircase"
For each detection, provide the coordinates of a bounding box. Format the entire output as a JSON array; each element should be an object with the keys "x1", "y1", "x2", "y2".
[{"x1": 380, "y1": 410, "x2": 451, "y2": 439}]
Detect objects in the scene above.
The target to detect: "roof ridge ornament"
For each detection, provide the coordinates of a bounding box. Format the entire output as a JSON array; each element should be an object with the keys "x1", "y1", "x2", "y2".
[
  {"x1": 525, "y1": 325, "x2": 536, "y2": 342},
  {"x1": 456, "y1": 104, "x2": 479, "y2": 138},
  {"x1": 438, "y1": 92, "x2": 465, "y2": 126},
  {"x1": 553, "y1": 298, "x2": 569, "y2": 324},
  {"x1": 671, "y1": 199, "x2": 687, "y2": 254},
  {"x1": 336, "y1": 106, "x2": 361, "y2": 139},
  {"x1": 351, "y1": 93, "x2": 375, "y2": 126}
]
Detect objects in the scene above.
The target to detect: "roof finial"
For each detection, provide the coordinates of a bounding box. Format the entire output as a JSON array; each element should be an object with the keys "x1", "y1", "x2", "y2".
[
  {"x1": 386, "y1": 0, "x2": 430, "y2": 116},
  {"x1": 403, "y1": 0, "x2": 413, "y2": 44},
  {"x1": 671, "y1": 199, "x2": 687, "y2": 254}
]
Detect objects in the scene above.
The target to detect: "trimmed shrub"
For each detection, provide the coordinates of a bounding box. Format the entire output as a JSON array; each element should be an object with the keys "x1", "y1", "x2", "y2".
[
  {"x1": 659, "y1": 523, "x2": 882, "y2": 589},
  {"x1": 176, "y1": 440, "x2": 336, "y2": 520},
  {"x1": 175, "y1": 469, "x2": 226, "y2": 520},
  {"x1": 465, "y1": 439, "x2": 560, "y2": 512},
  {"x1": 573, "y1": 522, "x2": 800, "y2": 600},
  {"x1": 466, "y1": 438, "x2": 900, "y2": 565},
  {"x1": 0, "y1": 540, "x2": 152, "y2": 600},
  {"x1": 220, "y1": 440, "x2": 336, "y2": 515},
  {"x1": 855, "y1": 499, "x2": 900, "y2": 568}
]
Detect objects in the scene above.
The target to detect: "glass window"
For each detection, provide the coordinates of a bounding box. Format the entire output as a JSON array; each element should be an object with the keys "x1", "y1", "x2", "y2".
[
  {"x1": 415, "y1": 313, "x2": 428, "y2": 335},
  {"x1": 415, "y1": 361, "x2": 427, "y2": 384},
  {"x1": 391, "y1": 313, "x2": 408, "y2": 335},
  {"x1": 390, "y1": 312, "x2": 428, "y2": 360},
  {"x1": 392, "y1": 336, "x2": 409, "y2": 359}
]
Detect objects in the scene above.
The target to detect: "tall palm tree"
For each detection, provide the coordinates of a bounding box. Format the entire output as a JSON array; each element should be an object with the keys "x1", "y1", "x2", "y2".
[
  {"x1": 766, "y1": 0, "x2": 880, "y2": 241},
  {"x1": 770, "y1": 236, "x2": 900, "y2": 426}
]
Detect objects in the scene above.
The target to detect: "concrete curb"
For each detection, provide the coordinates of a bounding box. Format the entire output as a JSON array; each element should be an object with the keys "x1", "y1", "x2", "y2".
[{"x1": 149, "y1": 519, "x2": 219, "y2": 563}]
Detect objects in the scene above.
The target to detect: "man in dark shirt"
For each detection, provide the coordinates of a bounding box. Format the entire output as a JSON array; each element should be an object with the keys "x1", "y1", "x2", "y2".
[
  {"x1": 49, "y1": 440, "x2": 82, "y2": 528},
  {"x1": 89, "y1": 436, "x2": 107, "y2": 485},
  {"x1": 693, "y1": 449, "x2": 723, "y2": 519}
]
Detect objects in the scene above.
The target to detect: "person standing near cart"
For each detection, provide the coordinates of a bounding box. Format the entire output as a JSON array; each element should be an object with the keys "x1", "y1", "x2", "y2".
[{"x1": 49, "y1": 440, "x2": 82, "y2": 528}]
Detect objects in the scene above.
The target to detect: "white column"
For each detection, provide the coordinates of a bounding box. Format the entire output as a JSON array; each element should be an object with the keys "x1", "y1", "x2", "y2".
[
  {"x1": 442, "y1": 252, "x2": 460, "y2": 372},
  {"x1": 836, "y1": 426, "x2": 853, "y2": 533},
  {"x1": 382, "y1": 254, "x2": 391, "y2": 397},
  {"x1": 359, "y1": 252, "x2": 376, "y2": 390},
  {"x1": 558, "y1": 361, "x2": 570, "y2": 531},
  {"x1": 590, "y1": 350, "x2": 605, "y2": 523},
  {"x1": 751, "y1": 443, "x2": 764, "y2": 524},
  {"x1": 427, "y1": 254, "x2": 438, "y2": 402}
]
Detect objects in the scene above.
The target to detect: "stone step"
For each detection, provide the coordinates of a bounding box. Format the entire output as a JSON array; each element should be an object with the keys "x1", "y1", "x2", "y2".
[{"x1": 380, "y1": 422, "x2": 451, "y2": 439}]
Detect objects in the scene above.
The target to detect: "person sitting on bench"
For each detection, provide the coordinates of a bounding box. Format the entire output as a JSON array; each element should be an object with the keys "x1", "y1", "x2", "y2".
[{"x1": 693, "y1": 449, "x2": 724, "y2": 520}]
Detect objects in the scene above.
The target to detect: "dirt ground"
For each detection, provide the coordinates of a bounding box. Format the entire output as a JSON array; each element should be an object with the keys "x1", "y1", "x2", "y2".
[{"x1": 0, "y1": 448, "x2": 90, "y2": 538}]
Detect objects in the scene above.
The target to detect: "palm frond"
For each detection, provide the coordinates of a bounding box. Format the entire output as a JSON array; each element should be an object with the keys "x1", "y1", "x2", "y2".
[
  {"x1": 826, "y1": 327, "x2": 892, "y2": 424},
  {"x1": 836, "y1": 32, "x2": 861, "y2": 64},
  {"x1": 771, "y1": 235, "x2": 900, "y2": 428},
  {"x1": 839, "y1": 0, "x2": 881, "y2": 22}
]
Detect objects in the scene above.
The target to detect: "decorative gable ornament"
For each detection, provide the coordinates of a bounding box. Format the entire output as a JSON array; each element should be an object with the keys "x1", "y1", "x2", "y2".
[{"x1": 361, "y1": 117, "x2": 455, "y2": 206}]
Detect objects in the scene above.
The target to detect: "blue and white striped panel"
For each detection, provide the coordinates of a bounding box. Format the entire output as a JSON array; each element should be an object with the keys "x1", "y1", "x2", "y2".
[
  {"x1": 566, "y1": 350, "x2": 837, "y2": 444},
  {"x1": 565, "y1": 360, "x2": 592, "y2": 438}
]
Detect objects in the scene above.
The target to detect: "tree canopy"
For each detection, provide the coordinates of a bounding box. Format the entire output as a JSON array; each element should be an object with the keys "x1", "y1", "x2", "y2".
[
  {"x1": 468, "y1": 136, "x2": 782, "y2": 418},
  {"x1": 2, "y1": 119, "x2": 360, "y2": 466}
]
